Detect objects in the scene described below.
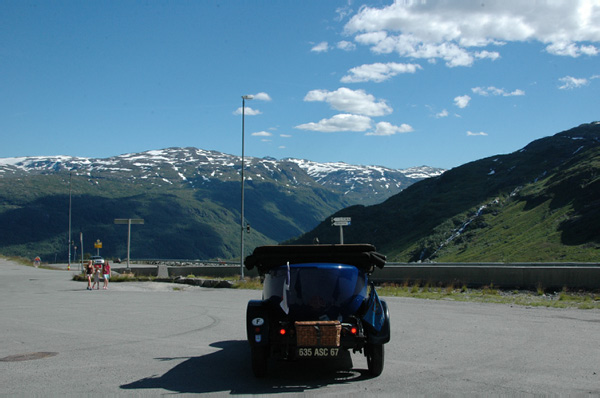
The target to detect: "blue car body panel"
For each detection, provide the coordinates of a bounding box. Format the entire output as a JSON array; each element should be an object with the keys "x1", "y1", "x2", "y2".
[{"x1": 263, "y1": 263, "x2": 368, "y2": 320}]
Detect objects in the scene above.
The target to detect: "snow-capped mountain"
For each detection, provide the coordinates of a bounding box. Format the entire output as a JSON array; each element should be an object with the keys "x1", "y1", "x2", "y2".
[
  {"x1": 0, "y1": 148, "x2": 444, "y2": 205},
  {"x1": 284, "y1": 158, "x2": 444, "y2": 205},
  {"x1": 0, "y1": 147, "x2": 444, "y2": 261}
]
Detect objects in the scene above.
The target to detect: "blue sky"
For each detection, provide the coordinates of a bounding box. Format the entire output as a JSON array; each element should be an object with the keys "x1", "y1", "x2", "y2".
[{"x1": 1, "y1": 1, "x2": 599, "y2": 170}]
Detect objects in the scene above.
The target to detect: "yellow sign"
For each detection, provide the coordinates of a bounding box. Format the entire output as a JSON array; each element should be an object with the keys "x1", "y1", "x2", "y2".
[{"x1": 94, "y1": 240, "x2": 102, "y2": 249}]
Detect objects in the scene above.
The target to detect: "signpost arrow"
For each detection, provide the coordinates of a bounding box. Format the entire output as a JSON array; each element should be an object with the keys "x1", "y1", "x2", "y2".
[
  {"x1": 332, "y1": 221, "x2": 351, "y2": 226},
  {"x1": 331, "y1": 217, "x2": 351, "y2": 243}
]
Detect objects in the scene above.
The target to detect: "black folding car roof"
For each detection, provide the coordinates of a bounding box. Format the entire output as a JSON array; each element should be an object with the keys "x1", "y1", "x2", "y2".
[{"x1": 244, "y1": 244, "x2": 386, "y2": 275}]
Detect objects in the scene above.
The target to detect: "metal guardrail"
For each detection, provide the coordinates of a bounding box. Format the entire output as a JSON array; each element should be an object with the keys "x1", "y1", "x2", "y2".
[
  {"x1": 387, "y1": 262, "x2": 600, "y2": 268},
  {"x1": 132, "y1": 259, "x2": 600, "y2": 267},
  {"x1": 115, "y1": 260, "x2": 600, "y2": 290},
  {"x1": 130, "y1": 259, "x2": 239, "y2": 266},
  {"x1": 375, "y1": 262, "x2": 600, "y2": 290}
]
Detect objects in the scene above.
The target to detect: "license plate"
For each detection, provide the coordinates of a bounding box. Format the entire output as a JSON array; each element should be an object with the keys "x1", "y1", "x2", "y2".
[{"x1": 296, "y1": 347, "x2": 340, "y2": 358}]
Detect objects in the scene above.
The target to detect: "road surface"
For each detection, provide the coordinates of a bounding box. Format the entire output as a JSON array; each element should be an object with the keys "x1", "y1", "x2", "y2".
[{"x1": 0, "y1": 258, "x2": 598, "y2": 396}]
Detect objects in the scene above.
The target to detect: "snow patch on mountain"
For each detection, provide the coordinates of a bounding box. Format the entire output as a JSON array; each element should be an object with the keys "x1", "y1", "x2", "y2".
[{"x1": 0, "y1": 147, "x2": 445, "y2": 203}]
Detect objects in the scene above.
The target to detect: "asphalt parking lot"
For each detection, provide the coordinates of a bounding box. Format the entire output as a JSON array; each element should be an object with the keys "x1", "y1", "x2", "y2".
[{"x1": 1, "y1": 258, "x2": 599, "y2": 396}]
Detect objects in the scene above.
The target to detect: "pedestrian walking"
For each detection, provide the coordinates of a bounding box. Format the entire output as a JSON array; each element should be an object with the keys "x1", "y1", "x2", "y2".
[
  {"x1": 92, "y1": 261, "x2": 101, "y2": 290},
  {"x1": 85, "y1": 261, "x2": 94, "y2": 290},
  {"x1": 102, "y1": 261, "x2": 111, "y2": 290}
]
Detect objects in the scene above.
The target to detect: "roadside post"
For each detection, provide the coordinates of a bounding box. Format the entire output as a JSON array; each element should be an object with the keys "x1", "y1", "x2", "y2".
[
  {"x1": 114, "y1": 218, "x2": 144, "y2": 271},
  {"x1": 94, "y1": 239, "x2": 102, "y2": 256},
  {"x1": 80, "y1": 232, "x2": 84, "y2": 273},
  {"x1": 72, "y1": 245, "x2": 77, "y2": 270},
  {"x1": 331, "y1": 217, "x2": 351, "y2": 244}
]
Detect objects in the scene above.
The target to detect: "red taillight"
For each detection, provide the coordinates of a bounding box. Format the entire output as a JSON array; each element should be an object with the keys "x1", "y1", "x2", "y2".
[
  {"x1": 350, "y1": 327, "x2": 358, "y2": 334},
  {"x1": 279, "y1": 328, "x2": 286, "y2": 335}
]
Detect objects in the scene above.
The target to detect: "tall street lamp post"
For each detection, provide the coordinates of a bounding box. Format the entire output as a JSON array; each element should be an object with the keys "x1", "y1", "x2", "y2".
[
  {"x1": 240, "y1": 94, "x2": 253, "y2": 279},
  {"x1": 68, "y1": 172, "x2": 72, "y2": 270}
]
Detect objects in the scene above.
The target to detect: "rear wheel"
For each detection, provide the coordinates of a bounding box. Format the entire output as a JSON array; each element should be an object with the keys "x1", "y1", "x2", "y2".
[
  {"x1": 251, "y1": 346, "x2": 268, "y2": 377},
  {"x1": 365, "y1": 343, "x2": 384, "y2": 377}
]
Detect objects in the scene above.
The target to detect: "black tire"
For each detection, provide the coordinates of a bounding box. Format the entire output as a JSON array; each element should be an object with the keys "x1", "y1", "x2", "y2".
[
  {"x1": 251, "y1": 346, "x2": 268, "y2": 377},
  {"x1": 365, "y1": 343, "x2": 384, "y2": 377}
]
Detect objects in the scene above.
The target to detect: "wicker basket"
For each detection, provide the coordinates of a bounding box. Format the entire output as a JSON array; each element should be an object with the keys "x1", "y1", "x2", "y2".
[{"x1": 295, "y1": 320, "x2": 341, "y2": 347}]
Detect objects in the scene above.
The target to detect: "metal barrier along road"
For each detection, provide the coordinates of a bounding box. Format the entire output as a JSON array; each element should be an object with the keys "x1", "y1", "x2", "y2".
[
  {"x1": 114, "y1": 261, "x2": 600, "y2": 290},
  {"x1": 371, "y1": 262, "x2": 600, "y2": 290}
]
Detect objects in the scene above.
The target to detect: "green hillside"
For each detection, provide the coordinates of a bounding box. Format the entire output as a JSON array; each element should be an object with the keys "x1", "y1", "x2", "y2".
[
  {"x1": 2, "y1": 147, "x2": 441, "y2": 262},
  {"x1": 0, "y1": 171, "x2": 344, "y2": 261},
  {"x1": 292, "y1": 122, "x2": 600, "y2": 262},
  {"x1": 3, "y1": 123, "x2": 599, "y2": 263}
]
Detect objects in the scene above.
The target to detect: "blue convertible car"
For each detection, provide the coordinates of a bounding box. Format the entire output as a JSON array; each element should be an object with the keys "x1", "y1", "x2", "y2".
[{"x1": 244, "y1": 244, "x2": 390, "y2": 377}]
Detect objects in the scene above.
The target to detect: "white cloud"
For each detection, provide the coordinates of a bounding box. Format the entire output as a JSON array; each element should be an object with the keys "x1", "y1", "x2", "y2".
[
  {"x1": 467, "y1": 131, "x2": 488, "y2": 136},
  {"x1": 341, "y1": 62, "x2": 422, "y2": 83},
  {"x1": 280, "y1": 134, "x2": 292, "y2": 138},
  {"x1": 546, "y1": 41, "x2": 599, "y2": 57},
  {"x1": 252, "y1": 131, "x2": 272, "y2": 137},
  {"x1": 435, "y1": 109, "x2": 449, "y2": 118},
  {"x1": 311, "y1": 41, "x2": 329, "y2": 52},
  {"x1": 233, "y1": 107, "x2": 262, "y2": 116},
  {"x1": 295, "y1": 114, "x2": 372, "y2": 133},
  {"x1": 344, "y1": 1, "x2": 600, "y2": 67},
  {"x1": 581, "y1": 45, "x2": 600, "y2": 56},
  {"x1": 355, "y1": 32, "x2": 476, "y2": 67},
  {"x1": 472, "y1": 86, "x2": 525, "y2": 96},
  {"x1": 366, "y1": 121, "x2": 414, "y2": 136},
  {"x1": 336, "y1": 6, "x2": 353, "y2": 22},
  {"x1": 304, "y1": 87, "x2": 392, "y2": 116},
  {"x1": 558, "y1": 76, "x2": 590, "y2": 89},
  {"x1": 337, "y1": 41, "x2": 356, "y2": 51},
  {"x1": 253, "y1": 92, "x2": 272, "y2": 101},
  {"x1": 475, "y1": 50, "x2": 501, "y2": 61},
  {"x1": 454, "y1": 95, "x2": 471, "y2": 108}
]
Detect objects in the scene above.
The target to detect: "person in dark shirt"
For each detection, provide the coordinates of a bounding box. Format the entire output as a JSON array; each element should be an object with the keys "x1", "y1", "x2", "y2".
[{"x1": 85, "y1": 261, "x2": 94, "y2": 290}]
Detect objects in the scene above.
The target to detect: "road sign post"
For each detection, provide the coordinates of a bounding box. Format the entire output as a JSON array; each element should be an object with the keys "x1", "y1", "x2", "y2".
[
  {"x1": 114, "y1": 219, "x2": 144, "y2": 270},
  {"x1": 94, "y1": 239, "x2": 102, "y2": 256},
  {"x1": 331, "y1": 217, "x2": 351, "y2": 244}
]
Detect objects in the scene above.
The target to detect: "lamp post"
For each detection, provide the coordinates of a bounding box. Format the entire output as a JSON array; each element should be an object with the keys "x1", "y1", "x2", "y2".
[
  {"x1": 68, "y1": 172, "x2": 72, "y2": 270},
  {"x1": 240, "y1": 94, "x2": 253, "y2": 279},
  {"x1": 80, "y1": 232, "x2": 84, "y2": 273}
]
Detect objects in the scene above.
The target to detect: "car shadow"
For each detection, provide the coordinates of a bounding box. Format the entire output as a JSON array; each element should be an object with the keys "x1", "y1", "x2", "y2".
[{"x1": 120, "y1": 340, "x2": 373, "y2": 395}]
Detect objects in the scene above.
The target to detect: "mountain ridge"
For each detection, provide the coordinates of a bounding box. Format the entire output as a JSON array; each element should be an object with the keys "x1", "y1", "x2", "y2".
[
  {"x1": 290, "y1": 122, "x2": 600, "y2": 262},
  {"x1": 0, "y1": 148, "x2": 443, "y2": 206},
  {"x1": 0, "y1": 148, "x2": 443, "y2": 261}
]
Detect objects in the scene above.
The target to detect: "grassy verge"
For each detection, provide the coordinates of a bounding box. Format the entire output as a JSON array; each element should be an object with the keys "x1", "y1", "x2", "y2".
[
  {"x1": 232, "y1": 277, "x2": 264, "y2": 290},
  {"x1": 376, "y1": 282, "x2": 600, "y2": 310},
  {"x1": 231, "y1": 278, "x2": 600, "y2": 309},
  {"x1": 2, "y1": 256, "x2": 32, "y2": 266},
  {"x1": 72, "y1": 273, "x2": 157, "y2": 282},
  {"x1": 1, "y1": 255, "x2": 66, "y2": 270},
  {"x1": 72, "y1": 272, "x2": 256, "y2": 286},
  {"x1": 232, "y1": 279, "x2": 600, "y2": 309},
  {"x1": 68, "y1": 271, "x2": 600, "y2": 310}
]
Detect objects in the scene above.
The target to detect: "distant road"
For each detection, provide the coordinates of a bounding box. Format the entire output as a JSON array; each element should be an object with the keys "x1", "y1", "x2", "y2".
[{"x1": 1, "y1": 258, "x2": 598, "y2": 396}]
